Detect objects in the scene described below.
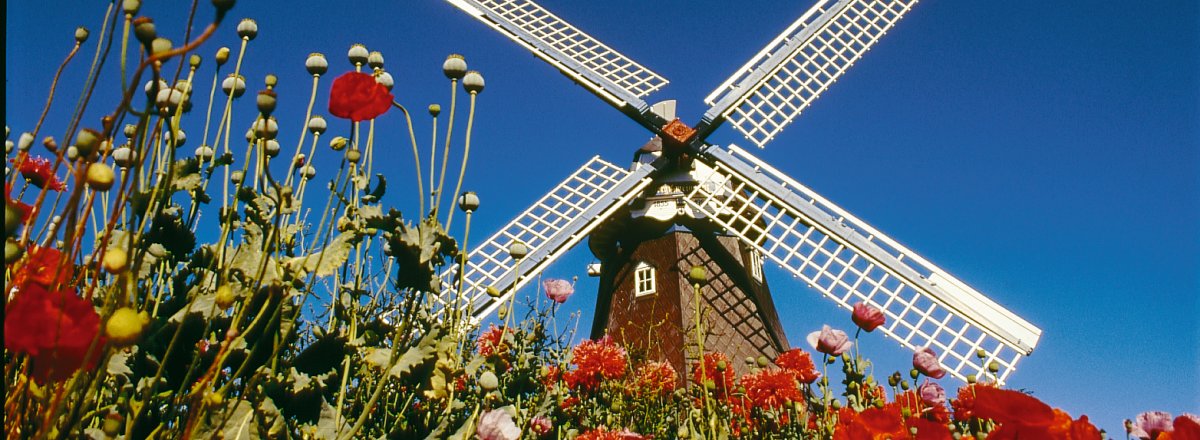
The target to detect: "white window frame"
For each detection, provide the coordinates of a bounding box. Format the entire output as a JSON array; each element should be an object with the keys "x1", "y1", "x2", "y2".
[
  {"x1": 749, "y1": 249, "x2": 763, "y2": 281},
  {"x1": 634, "y1": 262, "x2": 656, "y2": 297}
]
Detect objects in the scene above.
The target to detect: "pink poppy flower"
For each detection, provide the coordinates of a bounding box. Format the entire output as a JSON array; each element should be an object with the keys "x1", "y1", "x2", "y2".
[
  {"x1": 543, "y1": 278, "x2": 574, "y2": 304},
  {"x1": 851, "y1": 301, "x2": 886, "y2": 332},
  {"x1": 806, "y1": 325, "x2": 853, "y2": 356},
  {"x1": 912, "y1": 347, "x2": 947, "y2": 379}
]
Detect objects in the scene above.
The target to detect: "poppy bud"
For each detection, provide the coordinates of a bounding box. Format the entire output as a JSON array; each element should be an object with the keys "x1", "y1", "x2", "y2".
[
  {"x1": 367, "y1": 51, "x2": 384, "y2": 70},
  {"x1": 293, "y1": 153, "x2": 306, "y2": 167},
  {"x1": 215, "y1": 285, "x2": 236, "y2": 310},
  {"x1": 5, "y1": 140, "x2": 12, "y2": 154},
  {"x1": 744, "y1": 356, "x2": 755, "y2": 366},
  {"x1": 103, "y1": 248, "x2": 128, "y2": 274},
  {"x1": 479, "y1": 371, "x2": 499, "y2": 391},
  {"x1": 215, "y1": 47, "x2": 230, "y2": 66},
  {"x1": 102, "y1": 412, "x2": 124, "y2": 436},
  {"x1": 133, "y1": 17, "x2": 156, "y2": 45},
  {"x1": 150, "y1": 37, "x2": 172, "y2": 56},
  {"x1": 987, "y1": 361, "x2": 1000, "y2": 373},
  {"x1": 508, "y1": 241, "x2": 528, "y2": 260},
  {"x1": 106, "y1": 307, "x2": 146, "y2": 347},
  {"x1": 263, "y1": 139, "x2": 280, "y2": 157},
  {"x1": 257, "y1": 89, "x2": 277, "y2": 115},
  {"x1": 222, "y1": 74, "x2": 246, "y2": 97},
  {"x1": 17, "y1": 132, "x2": 34, "y2": 151},
  {"x1": 75, "y1": 27, "x2": 90, "y2": 44},
  {"x1": 123, "y1": 0, "x2": 140, "y2": 15},
  {"x1": 688, "y1": 266, "x2": 706, "y2": 284},
  {"x1": 211, "y1": 0, "x2": 235, "y2": 13},
  {"x1": 348, "y1": 44, "x2": 369, "y2": 66},
  {"x1": 236, "y1": 18, "x2": 257, "y2": 40},
  {"x1": 300, "y1": 165, "x2": 316, "y2": 180},
  {"x1": 264, "y1": 74, "x2": 278, "y2": 89},
  {"x1": 486, "y1": 286, "x2": 502, "y2": 298},
  {"x1": 43, "y1": 136, "x2": 58, "y2": 152},
  {"x1": 66, "y1": 145, "x2": 83, "y2": 161},
  {"x1": 329, "y1": 136, "x2": 348, "y2": 151},
  {"x1": 195, "y1": 145, "x2": 214, "y2": 161},
  {"x1": 306, "y1": 52, "x2": 328, "y2": 76},
  {"x1": 4, "y1": 239, "x2": 22, "y2": 263},
  {"x1": 443, "y1": 54, "x2": 467, "y2": 80},
  {"x1": 457, "y1": 191, "x2": 479, "y2": 212},
  {"x1": 188, "y1": 54, "x2": 202, "y2": 68},
  {"x1": 345, "y1": 148, "x2": 360, "y2": 163},
  {"x1": 375, "y1": 72, "x2": 394, "y2": 91},
  {"x1": 86, "y1": 163, "x2": 116, "y2": 191},
  {"x1": 910, "y1": 368, "x2": 919, "y2": 380},
  {"x1": 463, "y1": 70, "x2": 485, "y2": 94},
  {"x1": 428, "y1": 104, "x2": 441, "y2": 117},
  {"x1": 112, "y1": 146, "x2": 136, "y2": 168},
  {"x1": 966, "y1": 374, "x2": 977, "y2": 383},
  {"x1": 976, "y1": 349, "x2": 987, "y2": 359}
]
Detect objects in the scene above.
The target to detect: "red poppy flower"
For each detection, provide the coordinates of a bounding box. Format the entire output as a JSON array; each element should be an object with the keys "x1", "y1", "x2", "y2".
[
  {"x1": 575, "y1": 427, "x2": 646, "y2": 440},
  {"x1": 328, "y1": 71, "x2": 393, "y2": 122},
  {"x1": 741, "y1": 368, "x2": 802, "y2": 410},
  {"x1": 4, "y1": 283, "x2": 105, "y2": 382},
  {"x1": 1173, "y1": 416, "x2": 1200, "y2": 440},
  {"x1": 13, "y1": 154, "x2": 66, "y2": 191},
  {"x1": 908, "y1": 417, "x2": 953, "y2": 440},
  {"x1": 775, "y1": 348, "x2": 820, "y2": 384},
  {"x1": 16, "y1": 245, "x2": 74, "y2": 288},
  {"x1": 564, "y1": 336, "x2": 627, "y2": 391},
  {"x1": 631, "y1": 360, "x2": 677, "y2": 395},
  {"x1": 692, "y1": 352, "x2": 736, "y2": 399},
  {"x1": 852, "y1": 301, "x2": 886, "y2": 332},
  {"x1": 971, "y1": 386, "x2": 1054, "y2": 427}
]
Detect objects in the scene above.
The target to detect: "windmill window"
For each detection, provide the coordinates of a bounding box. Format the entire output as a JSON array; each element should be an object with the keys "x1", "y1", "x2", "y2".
[
  {"x1": 634, "y1": 262, "x2": 656, "y2": 297},
  {"x1": 749, "y1": 250, "x2": 763, "y2": 281}
]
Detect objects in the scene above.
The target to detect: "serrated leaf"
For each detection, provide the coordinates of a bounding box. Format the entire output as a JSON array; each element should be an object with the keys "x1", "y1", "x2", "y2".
[
  {"x1": 107, "y1": 347, "x2": 136, "y2": 377},
  {"x1": 285, "y1": 232, "x2": 359, "y2": 277},
  {"x1": 314, "y1": 398, "x2": 348, "y2": 439},
  {"x1": 171, "y1": 173, "x2": 203, "y2": 192}
]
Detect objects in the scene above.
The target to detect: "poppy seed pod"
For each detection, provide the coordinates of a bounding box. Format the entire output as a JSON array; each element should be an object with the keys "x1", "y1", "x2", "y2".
[
  {"x1": 132, "y1": 17, "x2": 156, "y2": 45},
  {"x1": 123, "y1": 124, "x2": 138, "y2": 139},
  {"x1": 211, "y1": 0, "x2": 235, "y2": 13},
  {"x1": 156, "y1": 88, "x2": 185, "y2": 113},
  {"x1": 215, "y1": 46, "x2": 230, "y2": 66},
  {"x1": 86, "y1": 163, "x2": 116, "y2": 191},
  {"x1": 123, "y1": 0, "x2": 140, "y2": 15},
  {"x1": 43, "y1": 136, "x2": 59, "y2": 152},
  {"x1": 144, "y1": 79, "x2": 167, "y2": 98},
  {"x1": 170, "y1": 130, "x2": 186, "y2": 147},
  {"x1": 307, "y1": 115, "x2": 327, "y2": 134},
  {"x1": 345, "y1": 148, "x2": 361, "y2": 163},
  {"x1": 508, "y1": 241, "x2": 528, "y2": 260},
  {"x1": 457, "y1": 191, "x2": 479, "y2": 212},
  {"x1": 5, "y1": 140, "x2": 12, "y2": 154},
  {"x1": 150, "y1": 37, "x2": 172, "y2": 56},
  {"x1": 102, "y1": 248, "x2": 128, "y2": 274},
  {"x1": 462, "y1": 70, "x2": 485, "y2": 94},
  {"x1": 688, "y1": 266, "x2": 707, "y2": 284},
  {"x1": 329, "y1": 136, "x2": 348, "y2": 151},
  {"x1": 300, "y1": 165, "x2": 316, "y2": 179},
  {"x1": 230, "y1": 170, "x2": 244, "y2": 184},
  {"x1": 236, "y1": 19, "x2": 257, "y2": 40},
  {"x1": 442, "y1": 54, "x2": 467, "y2": 80},
  {"x1": 66, "y1": 146, "x2": 82, "y2": 161},
  {"x1": 75, "y1": 128, "x2": 103, "y2": 156},
  {"x1": 257, "y1": 89, "x2": 277, "y2": 115},
  {"x1": 305, "y1": 52, "x2": 328, "y2": 76},
  {"x1": 221, "y1": 74, "x2": 246, "y2": 97},
  {"x1": 252, "y1": 117, "x2": 278, "y2": 140},
  {"x1": 75, "y1": 27, "x2": 90, "y2": 44},
  {"x1": 367, "y1": 51, "x2": 384, "y2": 70},
  {"x1": 347, "y1": 44, "x2": 369, "y2": 66},
  {"x1": 195, "y1": 145, "x2": 214, "y2": 160},
  {"x1": 189, "y1": 54, "x2": 202, "y2": 68},
  {"x1": 112, "y1": 146, "x2": 136, "y2": 168},
  {"x1": 375, "y1": 72, "x2": 394, "y2": 91},
  {"x1": 428, "y1": 104, "x2": 441, "y2": 117},
  {"x1": 263, "y1": 139, "x2": 280, "y2": 157},
  {"x1": 18, "y1": 132, "x2": 34, "y2": 151},
  {"x1": 264, "y1": 74, "x2": 278, "y2": 89}
]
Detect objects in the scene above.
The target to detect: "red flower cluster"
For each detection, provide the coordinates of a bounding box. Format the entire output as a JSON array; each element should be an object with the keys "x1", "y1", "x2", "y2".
[
  {"x1": 740, "y1": 368, "x2": 802, "y2": 410},
  {"x1": 630, "y1": 361, "x2": 677, "y2": 396},
  {"x1": 774, "y1": 348, "x2": 820, "y2": 384},
  {"x1": 564, "y1": 336, "x2": 627, "y2": 391},
  {"x1": 13, "y1": 154, "x2": 66, "y2": 191},
  {"x1": 328, "y1": 71, "x2": 393, "y2": 122},
  {"x1": 476, "y1": 325, "x2": 516, "y2": 370},
  {"x1": 575, "y1": 427, "x2": 645, "y2": 440},
  {"x1": 692, "y1": 352, "x2": 736, "y2": 399},
  {"x1": 4, "y1": 283, "x2": 105, "y2": 382},
  {"x1": 15, "y1": 245, "x2": 73, "y2": 289}
]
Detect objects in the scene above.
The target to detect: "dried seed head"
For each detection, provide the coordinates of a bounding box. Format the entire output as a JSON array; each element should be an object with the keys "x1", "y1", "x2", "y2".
[
  {"x1": 75, "y1": 27, "x2": 90, "y2": 44},
  {"x1": 189, "y1": 54, "x2": 202, "y2": 68},
  {"x1": 150, "y1": 37, "x2": 172, "y2": 56},
  {"x1": 221, "y1": 74, "x2": 246, "y2": 97},
  {"x1": 17, "y1": 132, "x2": 34, "y2": 151},
  {"x1": 112, "y1": 146, "x2": 136, "y2": 168},
  {"x1": 144, "y1": 79, "x2": 167, "y2": 98},
  {"x1": 367, "y1": 51, "x2": 384, "y2": 70},
  {"x1": 230, "y1": 170, "x2": 244, "y2": 184},
  {"x1": 348, "y1": 44, "x2": 369, "y2": 66},
  {"x1": 463, "y1": 70, "x2": 485, "y2": 94},
  {"x1": 375, "y1": 71, "x2": 394, "y2": 91},
  {"x1": 305, "y1": 52, "x2": 328, "y2": 76},
  {"x1": 457, "y1": 191, "x2": 479, "y2": 212},
  {"x1": 195, "y1": 145, "x2": 215, "y2": 161},
  {"x1": 86, "y1": 162, "x2": 116, "y2": 191},
  {"x1": 133, "y1": 17, "x2": 156, "y2": 45},
  {"x1": 345, "y1": 148, "x2": 361, "y2": 163},
  {"x1": 442, "y1": 54, "x2": 467, "y2": 80},
  {"x1": 75, "y1": 128, "x2": 103, "y2": 155},
  {"x1": 263, "y1": 139, "x2": 280, "y2": 157},
  {"x1": 236, "y1": 18, "x2": 257, "y2": 40},
  {"x1": 122, "y1": 0, "x2": 141, "y2": 15},
  {"x1": 252, "y1": 116, "x2": 278, "y2": 140},
  {"x1": 300, "y1": 165, "x2": 316, "y2": 179},
  {"x1": 256, "y1": 89, "x2": 277, "y2": 115},
  {"x1": 124, "y1": 124, "x2": 139, "y2": 139},
  {"x1": 307, "y1": 115, "x2": 327, "y2": 134},
  {"x1": 428, "y1": 104, "x2": 441, "y2": 117},
  {"x1": 508, "y1": 242, "x2": 528, "y2": 260}
]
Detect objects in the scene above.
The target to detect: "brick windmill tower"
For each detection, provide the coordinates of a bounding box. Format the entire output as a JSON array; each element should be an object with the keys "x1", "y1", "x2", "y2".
[{"x1": 440, "y1": 0, "x2": 1044, "y2": 383}]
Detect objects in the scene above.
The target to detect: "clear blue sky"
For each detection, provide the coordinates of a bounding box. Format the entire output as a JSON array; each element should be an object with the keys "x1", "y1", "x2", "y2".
[{"x1": 7, "y1": 0, "x2": 1198, "y2": 431}]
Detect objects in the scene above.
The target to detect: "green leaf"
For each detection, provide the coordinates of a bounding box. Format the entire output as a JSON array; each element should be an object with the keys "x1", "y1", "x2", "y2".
[{"x1": 285, "y1": 232, "x2": 360, "y2": 277}]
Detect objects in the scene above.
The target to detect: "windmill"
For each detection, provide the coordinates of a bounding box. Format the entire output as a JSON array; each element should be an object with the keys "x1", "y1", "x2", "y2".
[{"x1": 437, "y1": 0, "x2": 1043, "y2": 383}]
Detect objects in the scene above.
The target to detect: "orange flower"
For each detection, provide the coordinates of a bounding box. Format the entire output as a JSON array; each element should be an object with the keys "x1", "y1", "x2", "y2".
[
  {"x1": 564, "y1": 336, "x2": 627, "y2": 391},
  {"x1": 775, "y1": 348, "x2": 820, "y2": 384},
  {"x1": 16, "y1": 245, "x2": 73, "y2": 289},
  {"x1": 328, "y1": 71, "x2": 393, "y2": 122},
  {"x1": 692, "y1": 352, "x2": 736, "y2": 399},
  {"x1": 13, "y1": 154, "x2": 66, "y2": 191},
  {"x1": 631, "y1": 361, "x2": 677, "y2": 395},
  {"x1": 741, "y1": 368, "x2": 801, "y2": 410}
]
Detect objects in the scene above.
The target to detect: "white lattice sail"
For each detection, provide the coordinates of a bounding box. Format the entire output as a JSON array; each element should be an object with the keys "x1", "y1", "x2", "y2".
[
  {"x1": 434, "y1": 157, "x2": 655, "y2": 319},
  {"x1": 684, "y1": 145, "x2": 1042, "y2": 383},
  {"x1": 703, "y1": 0, "x2": 919, "y2": 148},
  {"x1": 446, "y1": 0, "x2": 668, "y2": 108}
]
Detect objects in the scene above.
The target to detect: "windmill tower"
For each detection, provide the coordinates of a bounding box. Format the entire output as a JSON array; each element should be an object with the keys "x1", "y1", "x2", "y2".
[{"x1": 439, "y1": 0, "x2": 1044, "y2": 383}]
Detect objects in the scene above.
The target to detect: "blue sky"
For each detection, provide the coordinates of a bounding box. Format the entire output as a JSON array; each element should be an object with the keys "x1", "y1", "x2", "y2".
[{"x1": 7, "y1": 0, "x2": 1198, "y2": 431}]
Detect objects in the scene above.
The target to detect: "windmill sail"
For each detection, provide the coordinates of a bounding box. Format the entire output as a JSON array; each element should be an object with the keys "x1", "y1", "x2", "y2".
[
  {"x1": 445, "y1": 0, "x2": 670, "y2": 127},
  {"x1": 684, "y1": 145, "x2": 1042, "y2": 383},
  {"x1": 700, "y1": 0, "x2": 918, "y2": 148},
  {"x1": 434, "y1": 156, "x2": 658, "y2": 319}
]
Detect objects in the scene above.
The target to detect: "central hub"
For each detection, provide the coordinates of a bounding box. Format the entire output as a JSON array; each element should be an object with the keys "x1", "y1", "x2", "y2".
[{"x1": 661, "y1": 118, "x2": 697, "y2": 151}]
